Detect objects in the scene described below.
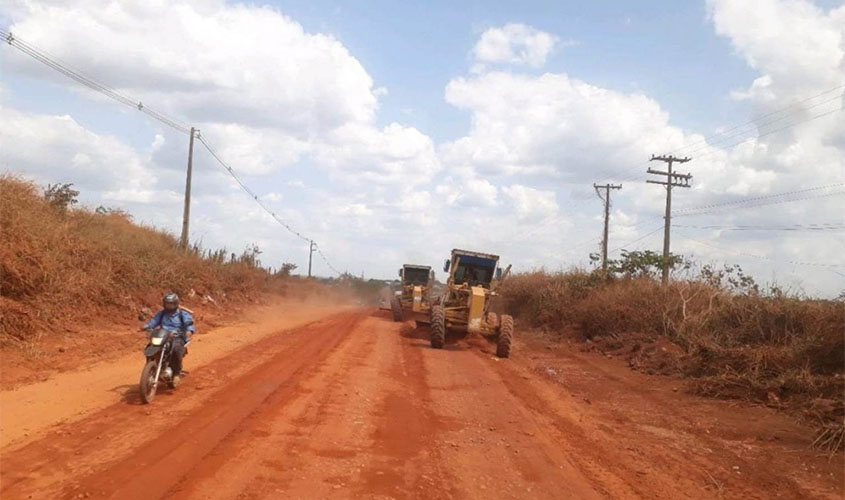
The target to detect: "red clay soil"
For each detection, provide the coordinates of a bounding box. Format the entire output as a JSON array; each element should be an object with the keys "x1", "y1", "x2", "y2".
[
  {"x1": 1, "y1": 308, "x2": 842, "y2": 499},
  {"x1": 0, "y1": 292, "x2": 312, "y2": 389}
]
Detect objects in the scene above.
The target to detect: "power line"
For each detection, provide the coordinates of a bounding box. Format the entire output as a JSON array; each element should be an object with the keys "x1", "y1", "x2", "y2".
[
  {"x1": 2, "y1": 30, "x2": 192, "y2": 134},
  {"x1": 692, "y1": 105, "x2": 845, "y2": 162},
  {"x1": 592, "y1": 85, "x2": 845, "y2": 185},
  {"x1": 663, "y1": 84, "x2": 845, "y2": 157},
  {"x1": 2, "y1": 29, "x2": 344, "y2": 276},
  {"x1": 315, "y1": 246, "x2": 342, "y2": 276},
  {"x1": 674, "y1": 182, "x2": 845, "y2": 214},
  {"x1": 676, "y1": 232, "x2": 845, "y2": 269},
  {"x1": 673, "y1": 91, "x2": 844, "y2": 159},
  {"x1": 674, "y1": 189, "x2": 845, "y2": 218},
  {"x1": 647, "y1": 154, "x2": 693, "y2": 285},
  {"x1": 673, "y1": 222, "x2": 845, "y2": 232},
  {"x1": 197, "y1": 135, "x2": 311, "y2": 241},
  {"x1": 608, "y1": 225, "x2": 664, "y2": 254},
  {"x1": 593, "y1": 183, "x2": 622, "y2": 271}
]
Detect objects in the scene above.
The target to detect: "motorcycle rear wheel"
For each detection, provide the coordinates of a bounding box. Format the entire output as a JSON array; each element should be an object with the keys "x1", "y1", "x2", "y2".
[{"x1": 139, "y1": 360, "x2": 158, "y2": 404}]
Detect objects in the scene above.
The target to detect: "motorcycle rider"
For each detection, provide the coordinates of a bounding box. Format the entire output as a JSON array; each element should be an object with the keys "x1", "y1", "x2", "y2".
[{"x1": 141, "y1": 293, "x2": 194, "y2": 385}]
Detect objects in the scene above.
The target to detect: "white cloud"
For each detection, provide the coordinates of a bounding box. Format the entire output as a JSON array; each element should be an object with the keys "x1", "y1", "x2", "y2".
[
  {"x1": 2, "y1": 1, "x2": 843, "y2": 296},
  {"x1": 2, "y1": 0, "x2": 438, "y2": 187},
  {"x1": 502, "y1": 185, "x2": 559, "y2": 219},
  {"x1": 472, "y1": 23, "x2": 564, "y2": 68},
  {"x1": 3, "y1": 0, "x2": 378, "y2": 133},
  {"x1": 316, "y1": 122, "x2": 440, "y2": 185},
  {"x1": 0, "y1": 104, "x2": 163, "y2": 203},
  {"x1": 442, "y1": 71, "x2": 692, "y2": 181},
  {"x1": 435, "y1": 176, "x2": 499, "y2": 207},
  {"x1": 708, "y1": 0, "x2": 844, "y2": 98}
]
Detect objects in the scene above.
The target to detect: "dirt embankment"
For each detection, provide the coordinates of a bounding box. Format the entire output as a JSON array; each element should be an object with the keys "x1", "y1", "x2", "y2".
[
  {"x1": 0, "y1": 176, "x2": 339, "y2": 387},
  {"x1": 0, "y1": 176, "x2": 319, "y2": 341}
]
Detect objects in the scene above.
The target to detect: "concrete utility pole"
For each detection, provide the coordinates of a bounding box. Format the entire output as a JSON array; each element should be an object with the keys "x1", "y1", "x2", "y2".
[
  {"x1": 308, "y1": 240, "x2": 316, "y2": 278},
  {"x1": 593, "y1": 183, "x2": 622, "y2": 272},
  {"x1": 179, "y1": 127, "x2": 196, "y2": 249},
  {"x1": 647, "y1": 154, "x2": 692, "y2": 285}
]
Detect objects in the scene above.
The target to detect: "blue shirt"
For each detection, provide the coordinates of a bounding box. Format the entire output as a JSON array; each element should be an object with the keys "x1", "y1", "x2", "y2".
[{"x1": 144, "y1": 309, "x2": 195, "y2": 333}]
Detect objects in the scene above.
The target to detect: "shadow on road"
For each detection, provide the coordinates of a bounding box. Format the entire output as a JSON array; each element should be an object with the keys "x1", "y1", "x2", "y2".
[{"x1": 111, "y1": 384, "x2": 144, "y2": 405}]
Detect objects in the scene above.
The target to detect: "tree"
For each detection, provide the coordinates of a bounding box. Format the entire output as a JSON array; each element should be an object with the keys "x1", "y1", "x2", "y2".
[
  {"x1": 699, "y1": 263, "x2": 759, "y2": 294},
  {"x1": 278, "y1": 262, "x2": 298, "y2": 276},
  {"x1": 44, "y1": 183, "x2": 79, "y2": 211},
  {"x1": 594, "y1": 249, "x2": 690, "y2": 279}
]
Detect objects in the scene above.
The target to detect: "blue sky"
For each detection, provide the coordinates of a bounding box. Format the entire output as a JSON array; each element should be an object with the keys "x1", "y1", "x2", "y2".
[
  {"x1": 276, "y1": 0, "x2": 757, "y2": 138},
  {"x1": 1, "y1": 0, "x2": 843, "y2": 295}
]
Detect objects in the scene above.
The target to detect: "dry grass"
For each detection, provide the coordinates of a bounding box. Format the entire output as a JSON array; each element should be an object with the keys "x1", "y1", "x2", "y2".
[
  {"x1": 0, "y1": 176, "x2": 293, "y2": 345},
  {"x1": 500, "y1": 270, "x2": 845, "y2": 451}
]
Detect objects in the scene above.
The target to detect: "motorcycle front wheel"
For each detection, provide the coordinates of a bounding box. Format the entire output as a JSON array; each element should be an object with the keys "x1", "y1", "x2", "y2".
[{"x1": 139, "y1": 360, "x2": 158, "y2": 404}]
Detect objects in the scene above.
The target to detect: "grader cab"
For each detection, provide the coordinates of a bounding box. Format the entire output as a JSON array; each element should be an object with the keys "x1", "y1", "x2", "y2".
[
  {"x1": 391, "y1": 264, "x2": 435, "y2": 325},
  {"x1": 429, "y1": 249, "x2": 514, "y2": 358}
]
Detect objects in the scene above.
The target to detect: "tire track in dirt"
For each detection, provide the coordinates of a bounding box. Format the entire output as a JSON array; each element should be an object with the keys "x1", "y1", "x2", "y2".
[
  {"x1": 4, "y1": 308, "x2": 839, "y2": 499},
  {"x1": 413, "y1": 332, "x2": 605, "y2": 500},
  {"x1": 165, "y1": 311, "x2": 386, "y2": 498},
  {"x1": 0, "y1": 311, "x2": 367, "y2": 500},
  {"x1": 355, "y1": 321, "x2": 460, "y2": 499},
  {"x1": 487, "y1": 342, "x2": 840, "y2": 499},
  {"x1": 168, "y1": 312, "x2": 461, "y2": 499}
]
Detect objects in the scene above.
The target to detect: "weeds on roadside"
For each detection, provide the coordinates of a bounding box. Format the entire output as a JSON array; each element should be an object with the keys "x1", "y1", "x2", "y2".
[{"x1": 499, "y1": 265, "x2": 845, "y2": 451}]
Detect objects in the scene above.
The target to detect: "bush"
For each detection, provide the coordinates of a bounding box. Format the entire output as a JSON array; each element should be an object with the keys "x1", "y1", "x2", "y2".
[
  {"x1": 0, "y1": 176, "x2": 292, "y2": 343},
  {"x1": 499, "y1": 268, "x2": 845, "y2": 443}
]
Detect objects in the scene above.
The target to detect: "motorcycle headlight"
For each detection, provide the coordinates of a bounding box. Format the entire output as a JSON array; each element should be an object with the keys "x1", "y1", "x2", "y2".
[{"x1": 150, "y1": 336, "x2": 164, "y2": 346}]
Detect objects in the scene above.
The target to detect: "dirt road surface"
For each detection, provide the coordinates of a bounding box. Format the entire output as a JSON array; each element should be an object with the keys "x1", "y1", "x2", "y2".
[{"x1": 1, "y1": 308, "x2": 841, "y2": 499}]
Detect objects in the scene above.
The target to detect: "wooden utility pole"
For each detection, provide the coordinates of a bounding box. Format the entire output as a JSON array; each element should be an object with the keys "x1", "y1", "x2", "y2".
[
  {"x1": 647, "y1": 154, "x2": 692, "y2": 285},
  {"x1": 593, "y1": 183, "x2": 622, "y2": 272},
  {"x1": 308, "y1": 240, "x2": 316, "y2": 277},
  {"x1": 179, "y1": 127, "x2": 196, "y2": 249}
]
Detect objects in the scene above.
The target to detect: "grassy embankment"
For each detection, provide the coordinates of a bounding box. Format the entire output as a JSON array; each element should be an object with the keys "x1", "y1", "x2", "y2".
[{"x1": 500, "y1": 269, "x2": 844, "y2": 452}]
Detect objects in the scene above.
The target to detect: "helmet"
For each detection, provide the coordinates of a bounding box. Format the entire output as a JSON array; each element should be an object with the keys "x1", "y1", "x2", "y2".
[{"x1": 162, "y1": 293, "x2": 180, "y2": 310}]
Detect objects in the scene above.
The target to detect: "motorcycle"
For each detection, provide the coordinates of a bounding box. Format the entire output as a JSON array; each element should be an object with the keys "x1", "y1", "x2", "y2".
[{"x1": 139, "y1": 326, "x2": 191, "y2": 404}]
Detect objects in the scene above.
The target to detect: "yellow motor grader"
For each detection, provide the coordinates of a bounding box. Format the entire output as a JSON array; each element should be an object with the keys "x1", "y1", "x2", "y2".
[
  {"x1": 430, "y1": 249, "x2": 513, "y2": 358},
  {"x1": 391, "y1": 264, "x2": 435, "y2": 326}
]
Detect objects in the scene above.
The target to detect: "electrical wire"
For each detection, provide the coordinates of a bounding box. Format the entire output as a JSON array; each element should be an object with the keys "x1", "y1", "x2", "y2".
[
  {"x1": 664, "y1": 84, "x2": 845, "y2": 157},
  {"x1": 672, "y1": 222, "x2": 845, "y2": 232},
  {"x1": 2, "y1": 30, "x2": 192, "y2": 134},
  {"x1": 675, "y1": 232, "x2": 845, "y2": 269},
  {"x1": 315, "y1": 246, "x2": 343, "y2": 276},
  {"x1": 607, "y1": 225, "x2": 664, "y2": 254},
  {"x1": 589, "y1": 84, "x2": 845, "y2": 184},
  {"x1": 673, "y1": 189, "x2": 845, "y2": 218},
  {"x1": 2, "y1": 29, "x2": 345, "y2": 275},
  {"x1": 675, "y1": 182, "x2": 845, "y2": 213}
]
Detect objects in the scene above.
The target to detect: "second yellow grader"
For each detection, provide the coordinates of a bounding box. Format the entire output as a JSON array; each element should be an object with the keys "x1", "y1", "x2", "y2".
[{"x1": 391, "y1": 264, "x2": 435, "y2": 326}]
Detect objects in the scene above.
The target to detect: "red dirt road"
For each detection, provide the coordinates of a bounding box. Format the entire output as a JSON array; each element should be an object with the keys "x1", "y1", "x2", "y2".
[{"x1": 1, "y1": 309, "x2": 842, "y2": 499}]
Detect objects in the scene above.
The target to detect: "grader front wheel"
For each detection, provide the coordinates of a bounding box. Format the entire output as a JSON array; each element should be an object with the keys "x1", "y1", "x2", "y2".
[
  {"x1": 430, "y1": 305, "x2": 445, "y2": 349},
  {"x1": 496, "y1": 314, "x2": 514, "y2": 358}
]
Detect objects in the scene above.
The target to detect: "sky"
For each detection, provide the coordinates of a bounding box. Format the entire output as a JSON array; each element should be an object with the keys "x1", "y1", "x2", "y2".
[{"x1": 1, "y1": 0, "x2": 843, "y2": 296}]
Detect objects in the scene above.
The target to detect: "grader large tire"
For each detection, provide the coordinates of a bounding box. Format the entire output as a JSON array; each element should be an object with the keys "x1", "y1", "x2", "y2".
[
  {"x1": 496, "y1": 314, "x2": 514, "y2": 358},
  {"x1": 390, "y1": 296, "x2": 402, "y2": 322},
  {"x1": 430, "y1": 305, "x2": 445, "y2": 349},
  {"x1": 485, "y1": 312, "x2": 499, "y2": 329}
]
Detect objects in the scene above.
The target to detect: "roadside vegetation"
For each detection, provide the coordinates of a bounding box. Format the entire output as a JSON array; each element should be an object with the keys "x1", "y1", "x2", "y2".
[
  {"x1": 499, "y1": 253, "x2": 845, "y2": 453},
  {"x1": 0, "y1": 176, "x2": 326, "y2": 348}
]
